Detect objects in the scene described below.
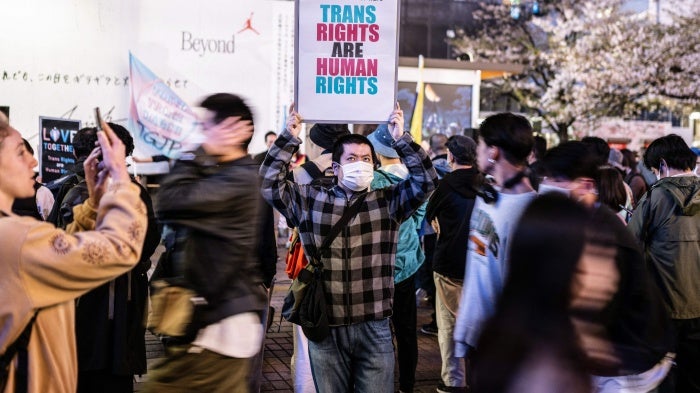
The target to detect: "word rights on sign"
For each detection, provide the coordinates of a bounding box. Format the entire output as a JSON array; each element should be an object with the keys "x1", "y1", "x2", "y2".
[{"x1": 315, "y1": 4, "x2": 379, "y2": 95}]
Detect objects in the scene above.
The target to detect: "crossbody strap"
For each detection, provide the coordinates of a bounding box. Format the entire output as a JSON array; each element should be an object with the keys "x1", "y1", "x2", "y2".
[{"x1": 312, "y1": 193, "x2": 367, "y2": 265}]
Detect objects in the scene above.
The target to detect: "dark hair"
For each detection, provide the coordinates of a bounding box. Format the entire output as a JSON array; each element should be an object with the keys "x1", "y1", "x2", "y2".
[
  {"x1": 532, "y1": 135, "x2": 547, "y2": 161},
  {"x1": 331, "y1": 134, "x2": 376, "y2": 164},
  {"x1": 581, "y1": 136, "x2": 610, "y2": 167},
  {"x1": 542, "y1": 141, "x2": 598, "y2": 181},
  {"x1": 429, "y1": 133, "x2": 448, "y2": 153},
  {"x1": 620, "y1": 148, "x2": 637, "y2": 169},
  {"x1": 107, "y1": 123, "x2": 135, "y2": 156},
  {"x1": 478, "y1": 113, "x2": 533, "y2": 165},
  {"x1": 264, "y1": 131, "x2": 277, "y2": 140},
  {"x1": 73, "y1": 124, "x2": 135, "y2": 159},
  {"x1": 597, "y1": 166, "x2": 627, "y2": 212},
  {"x1": 22, "y1": 139, "x2": 34, "y2": 155},
  {"x1": 199, "y1": 93, "x2": 254, "y2": 148},
  {"x1": 643, "y1": 134, "x2": 696, "y2": 171},
  {"x1": 446, "y1": 135, "x2": 477, "y2": 166},
  {"x1": 72, "y1": 127, "x2": 99, "y2": 159},
  {"x1": 473, "y1": 194, "x2": 591, "y2": 393}
]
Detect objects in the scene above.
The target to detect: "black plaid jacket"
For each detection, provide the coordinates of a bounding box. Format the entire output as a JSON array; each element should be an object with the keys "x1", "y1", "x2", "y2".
[{"x1": 261, "y1": 130, "x2": 437, "y2": 325}]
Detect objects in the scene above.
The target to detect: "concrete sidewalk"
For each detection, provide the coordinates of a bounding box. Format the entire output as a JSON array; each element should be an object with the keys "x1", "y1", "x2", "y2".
[{"x1": 136, "y1": 248, "x2": 446, "y2": 392}]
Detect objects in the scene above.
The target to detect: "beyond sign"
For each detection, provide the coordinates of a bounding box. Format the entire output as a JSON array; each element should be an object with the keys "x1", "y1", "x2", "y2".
[{"x1": 181, "y1": 31, "x2": 235, "y2": 57}]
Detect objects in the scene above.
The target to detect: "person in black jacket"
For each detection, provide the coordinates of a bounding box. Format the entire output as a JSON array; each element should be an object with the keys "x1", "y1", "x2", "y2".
[
  {"x1": 144, "y1": 93, "x2": 266, "y2": 392},
  {"x1": 424, "y1": 135, "x2": 482, "y2": 393},
  {"x1": 57, "y1": 124, "x2": 161, "y2": 393},
  {"x1": 12, "y1": 139, "x2": 54, "y2": 220}
]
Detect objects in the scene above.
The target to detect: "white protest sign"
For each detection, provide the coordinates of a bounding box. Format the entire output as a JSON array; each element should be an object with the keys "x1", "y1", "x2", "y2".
[{"x1": 295, "y1": 0, "x2": 400, "y2": 124}]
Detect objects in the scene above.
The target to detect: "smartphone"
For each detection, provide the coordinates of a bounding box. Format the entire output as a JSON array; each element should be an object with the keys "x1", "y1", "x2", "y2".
[{"x1": 94, "y1": 107, "x2": 103, "y2": 131}]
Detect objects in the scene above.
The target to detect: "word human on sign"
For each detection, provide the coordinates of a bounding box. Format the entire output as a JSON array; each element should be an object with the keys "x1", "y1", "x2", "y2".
[{"x1": 315, "y1": 4, "x2": 378, "y2": 95}]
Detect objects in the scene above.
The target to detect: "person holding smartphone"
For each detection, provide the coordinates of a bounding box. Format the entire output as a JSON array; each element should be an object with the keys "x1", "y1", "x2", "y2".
[{"x1": 0, "y1": 119, "x2": 147, "y2": 392}]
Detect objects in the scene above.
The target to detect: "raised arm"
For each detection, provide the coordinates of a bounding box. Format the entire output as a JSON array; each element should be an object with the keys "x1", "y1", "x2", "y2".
[
  {"x1": 19, "y1": 122, "x2": 147, "y2": 307},
  {"x1": 383, "y1": 105, "x2": 438, "y2": 221},
  {"x1": 259, "y1": 107, "x2": 306, "y2": 227}
]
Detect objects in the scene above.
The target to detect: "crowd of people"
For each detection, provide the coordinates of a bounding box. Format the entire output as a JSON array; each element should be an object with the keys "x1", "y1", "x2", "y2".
[{"x1": 0, "y1": 96, "x2": 699, "y2": 393}]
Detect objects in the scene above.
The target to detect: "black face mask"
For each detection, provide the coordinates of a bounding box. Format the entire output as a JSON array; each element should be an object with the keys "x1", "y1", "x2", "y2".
[{"x1": 478, "y1": 169, "x2": 530, "y2": 205}]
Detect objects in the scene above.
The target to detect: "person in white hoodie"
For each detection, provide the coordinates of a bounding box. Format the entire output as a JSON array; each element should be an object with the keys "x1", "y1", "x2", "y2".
[{"x1": 453, "y1": 113, "x2": 536, "y2": 370}]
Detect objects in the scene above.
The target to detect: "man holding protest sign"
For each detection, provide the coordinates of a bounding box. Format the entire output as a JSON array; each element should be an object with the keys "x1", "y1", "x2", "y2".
[{"x1": 260, "y1": 104, "x2": 437, "y2": 392}]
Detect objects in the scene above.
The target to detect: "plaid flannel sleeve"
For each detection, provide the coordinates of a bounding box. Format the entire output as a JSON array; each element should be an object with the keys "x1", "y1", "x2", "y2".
[
  {"x1": 259, "y1": 130, "x2": 305, "y2": 228},
  {"x1": 387, "y1": 133, "x2": 438, "y2": 222}
]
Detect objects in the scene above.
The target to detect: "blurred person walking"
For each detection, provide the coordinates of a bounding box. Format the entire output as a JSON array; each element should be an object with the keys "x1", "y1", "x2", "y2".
[
  {"x1": 471, "y1": 194, "x2": 593, "y2": 393},
  {"x1": 453, "y1": 113, "x2": 536, "y2": 361},
  {"x1": 143, "y1": 93, "x2": 267, "y2": 392},
  {"x1": 540, "y1": 141, "x2": 675, "y2": 392}
]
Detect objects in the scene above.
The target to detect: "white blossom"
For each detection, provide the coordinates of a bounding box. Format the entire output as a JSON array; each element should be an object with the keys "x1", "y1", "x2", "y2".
[{"x1": 450, "y1": 0, "x2": 700, "y2": 141}]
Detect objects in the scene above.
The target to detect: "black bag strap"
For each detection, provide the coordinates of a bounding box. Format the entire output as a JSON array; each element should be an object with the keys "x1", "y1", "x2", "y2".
[
  {"x1": 312, "y1": 193, "x2": 367, "y2": 265},
  {"x1": 0, "y1": 311, "x2": 38, "y2": 393},
  {"x1": 301, "y1": 161, "x2": 324, "y2": 180}
]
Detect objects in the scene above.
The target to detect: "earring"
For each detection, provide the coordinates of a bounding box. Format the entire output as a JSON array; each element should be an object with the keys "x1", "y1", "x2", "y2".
[{"x1": 487, "y1": 158, "x2": 496, "y2": 164}]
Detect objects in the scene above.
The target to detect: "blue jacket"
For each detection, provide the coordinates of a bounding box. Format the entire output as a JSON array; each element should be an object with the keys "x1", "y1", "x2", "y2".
[{"x1": 372, "y1": 167, "x2": 426, "y2": 284}]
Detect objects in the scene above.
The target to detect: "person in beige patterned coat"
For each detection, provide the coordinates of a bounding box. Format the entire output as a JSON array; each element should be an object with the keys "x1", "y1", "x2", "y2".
[{"x1": 0, "y1": 119, "x2": 147, "y2": 393}]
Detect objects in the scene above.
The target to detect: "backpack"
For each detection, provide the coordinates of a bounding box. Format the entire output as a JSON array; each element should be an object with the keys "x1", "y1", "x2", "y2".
[{"x1": 284, "y1": 161, "x2": 335, "y2": 279}]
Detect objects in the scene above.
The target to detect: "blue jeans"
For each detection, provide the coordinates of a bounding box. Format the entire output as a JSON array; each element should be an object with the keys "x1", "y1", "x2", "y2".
[{"x1": 308, "y1": 319, "x2": 394, "y2": 393}]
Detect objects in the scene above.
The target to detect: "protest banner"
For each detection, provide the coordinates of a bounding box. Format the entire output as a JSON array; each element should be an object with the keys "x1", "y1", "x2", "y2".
[
  {"x1": 129, "y1": 53, "x2": 202, "y2": 159},
  {"x1": 295, "y1": 0, "x2": 400, "y2": 123},
  {"x1": 38, "y1": 117, "x2": 80, "y2": 183}
]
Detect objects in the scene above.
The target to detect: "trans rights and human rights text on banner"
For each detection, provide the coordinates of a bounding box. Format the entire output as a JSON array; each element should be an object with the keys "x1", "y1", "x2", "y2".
[
  {"x1": 295, "y1": 0, "x2": 400, "y2": 123},
  {"x1": 39, "y1": 117, "x2": 80, "y2": 184},
  {"x1": 128, "y1": 53, "x2": 202, "y2": 159}
]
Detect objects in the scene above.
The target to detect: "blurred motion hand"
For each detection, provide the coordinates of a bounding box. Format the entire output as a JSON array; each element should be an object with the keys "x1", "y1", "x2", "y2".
[{"x1": 202, "y1": 116, "x2": 254, "y2": 156}]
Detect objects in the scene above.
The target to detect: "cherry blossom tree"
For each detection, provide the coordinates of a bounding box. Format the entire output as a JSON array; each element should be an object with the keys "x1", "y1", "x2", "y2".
[{"x1": 450, "y1": 0, "x2": 700, "y2": 141}]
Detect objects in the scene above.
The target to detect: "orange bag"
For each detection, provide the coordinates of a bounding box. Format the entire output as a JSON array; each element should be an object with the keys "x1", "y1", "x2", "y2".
[{"x1": 285, "y1": 228, "x2": 308, "y2": 279}]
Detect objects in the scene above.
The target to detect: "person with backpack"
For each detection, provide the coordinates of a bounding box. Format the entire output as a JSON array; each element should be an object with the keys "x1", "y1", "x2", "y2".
[
  {"x1": 369, "y1": 124, "x2": 426, "y2": 393},
  {"x1": 287, "y1": 122, "x2": 349, "y2": 393},
  {"x1": 628, "y1": 134, "x2": 700, "y2": 393},
  {"x1": 54, "y1": 124, "x2": 160, "y2": 393}
]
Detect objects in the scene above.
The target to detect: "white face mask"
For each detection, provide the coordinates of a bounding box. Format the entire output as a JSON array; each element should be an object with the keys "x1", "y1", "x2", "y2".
[
  {"x1": 339, "y1": 161, "x2": 374, "y2": 191},
  {"x1": 538, "y1": 183, "x2": 571, "y2": 197}
]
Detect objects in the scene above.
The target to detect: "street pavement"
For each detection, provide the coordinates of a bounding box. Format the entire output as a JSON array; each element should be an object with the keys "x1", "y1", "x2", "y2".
[{"x1": 135, "y1": 245, "x2": 446, "y2": 392}]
